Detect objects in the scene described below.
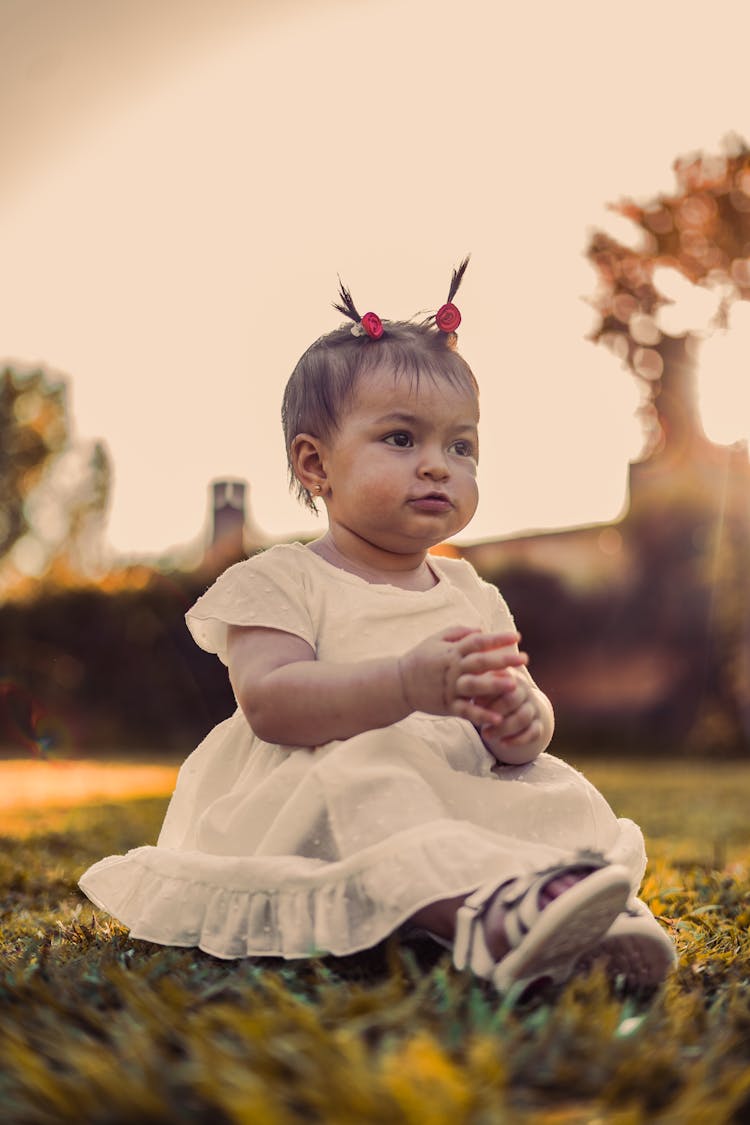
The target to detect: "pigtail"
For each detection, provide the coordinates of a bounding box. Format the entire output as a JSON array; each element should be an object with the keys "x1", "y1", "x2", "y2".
[
  {"x1": 333, "y1": 278, "x2": 384, "y2": 340},
  {"x1": 332, "y1": 279, "x2": 362, "y2": 325},
  {"x1": 434, "y1": 255, "x2": 470, "y2": 347},
  {"x1": 446, "y1": 256, "x2": 470, "y2": 306},
  {"x1": 331, "y1": 257, "x2": 469, "y2": 346}
]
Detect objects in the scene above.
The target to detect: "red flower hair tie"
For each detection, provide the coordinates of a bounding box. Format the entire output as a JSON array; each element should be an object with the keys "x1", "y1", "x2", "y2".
[
  {"x1": 435, "y1": 303, "x2": 461, "y2": 333},
  {"x1": 435, "y1": 256, "x2": 470, "y2": 348},
  {"x1": 355, "y1": 311, "x2": 384, "y2": 339},
  {"x1": 333, "y1": 280, "x2": 384, "y2": 340}
]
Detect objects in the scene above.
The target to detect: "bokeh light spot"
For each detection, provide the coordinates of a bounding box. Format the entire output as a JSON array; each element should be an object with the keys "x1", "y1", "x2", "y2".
[
  {"x1": 633, "y1": 347, "x2": 664, "y2": 381},
  {"x1": 597, "y1": 526, "x2": 623, "y2": 556}
]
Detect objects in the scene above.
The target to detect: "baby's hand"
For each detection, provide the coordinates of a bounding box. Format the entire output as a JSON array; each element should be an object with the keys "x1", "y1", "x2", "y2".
[
  {"x1": 476, "y1": 670, "x2": 544, "y2": 757},
  {"x1": 398, "y1": 627, "x2": 528, "y2": 727}
]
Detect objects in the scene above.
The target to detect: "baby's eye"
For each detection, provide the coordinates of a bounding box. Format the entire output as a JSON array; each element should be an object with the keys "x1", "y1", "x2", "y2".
[
  {"x1": 383, "y1": 431, "x2": 413, "y2": 448},
  {"x1": 450, "y1": 439, "x2": 476, "y2": 458}
]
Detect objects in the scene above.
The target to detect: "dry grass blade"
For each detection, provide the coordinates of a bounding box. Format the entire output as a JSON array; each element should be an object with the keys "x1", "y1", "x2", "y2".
[{"x1": 0, "y1": 758, "x2": 749, "y2": 1123}]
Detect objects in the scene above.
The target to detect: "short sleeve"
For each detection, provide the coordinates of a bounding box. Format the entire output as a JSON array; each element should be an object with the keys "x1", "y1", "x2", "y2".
[
  {"x1": 486, "y1": 584, "x2": 517, "y2": 634},
  {"x1": 186, "y1": 546, "x2": 316, "y2": 665}
]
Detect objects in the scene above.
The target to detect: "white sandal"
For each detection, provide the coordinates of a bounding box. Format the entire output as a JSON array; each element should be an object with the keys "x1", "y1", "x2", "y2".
[
  {"x1": 452, "y1": 855, "x2": 631, "y2": 994},
  {"x1": 577, "y1": 900, "x2": 677, "y2": 988}
]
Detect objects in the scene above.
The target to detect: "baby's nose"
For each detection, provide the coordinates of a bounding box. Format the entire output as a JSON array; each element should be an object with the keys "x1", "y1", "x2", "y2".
[{"x1": 420, "y1": 454, "x2": 450, "y2": 479}]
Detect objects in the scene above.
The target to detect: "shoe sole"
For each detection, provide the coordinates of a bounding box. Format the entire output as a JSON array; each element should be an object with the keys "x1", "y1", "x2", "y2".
[{"x1": 580, "y1": 914, "x2": 677, "y2": 988}]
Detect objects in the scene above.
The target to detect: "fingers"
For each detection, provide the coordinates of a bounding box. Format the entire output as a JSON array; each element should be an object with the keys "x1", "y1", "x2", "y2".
[
  {"x1": 459, "y1": 650, "x2": 528, "y2": 679},
  {"x1": 455, "y1": 644, "x2": 527, "y2": 713},
  {"x1": 440, "y1": 626, "x2": 482, "y2": 644},
  {"x1": 481, "y1": 698, "x2": 537, "y2": 738},
  {"x1": 454, "y1": 667, "x2": 536, "y2": 730},
  {"x1": 436, "y1": 629, "x2": 529, "y2": 727},
  {"x1": 455, "y1": 630, "x2": 521, "y2": 656},
  {"x1": 479, "y1": 678, "x2": 528, "y2": 712},
  {"x1": 485, "y1": 717, "x2": 543, "y2": 749},
  {"x1": 454, "y1": 651, "x2": 528, "y2": 702},
  {"x1": 437, "y1": 626, "x2": 520, "y2": 650},
  {"x1": 456, "y1": 671, "x2": 516, "y2": 698},
  {"x1": 452, "y1": 697, "x2": 504, "y2": 727}
]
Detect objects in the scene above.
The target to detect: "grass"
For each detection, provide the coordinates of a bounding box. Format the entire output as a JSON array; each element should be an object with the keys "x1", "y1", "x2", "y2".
[{"x1": 1, "y1": 757, "x2": 750, "y2": 1123}]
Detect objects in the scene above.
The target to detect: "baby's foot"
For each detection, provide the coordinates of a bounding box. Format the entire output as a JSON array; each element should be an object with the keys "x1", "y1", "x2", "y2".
[
  {"x1": 450, "y1": 860, "x2": 632, "y2": 993},
  {"x1": 482, "y1": 870, "x2": 597, "y2": 960}
]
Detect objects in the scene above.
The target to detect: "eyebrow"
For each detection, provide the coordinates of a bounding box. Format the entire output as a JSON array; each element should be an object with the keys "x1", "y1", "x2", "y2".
[{"x1": 372, "y1": 411, "x2": 478, "y2": 431}]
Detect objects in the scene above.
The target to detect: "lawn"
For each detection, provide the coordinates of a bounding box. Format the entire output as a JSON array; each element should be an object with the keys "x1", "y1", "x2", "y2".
[{"x1": 1, "y1": 754, "x2": 749, "y2": 1124}]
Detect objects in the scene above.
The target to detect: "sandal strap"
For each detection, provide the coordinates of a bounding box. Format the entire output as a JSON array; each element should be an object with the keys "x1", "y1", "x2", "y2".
[
  {"x1": 499, "y1": 869, "x2": 563, "y2": 948},
  {"x1": 453, "y1": 851, "x2": 612, "y2": 976},
  {"x1": 453, "y1": 892, "x2": 498, "y2": 977},
  {"x1": 498, "y1": 853, "x2": 612, "y2": 948}
]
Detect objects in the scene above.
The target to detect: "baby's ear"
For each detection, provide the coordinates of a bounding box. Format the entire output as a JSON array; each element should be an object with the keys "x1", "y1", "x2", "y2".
[{"x1": 291, "y1": 434, "x2": 327, "y2": 496}]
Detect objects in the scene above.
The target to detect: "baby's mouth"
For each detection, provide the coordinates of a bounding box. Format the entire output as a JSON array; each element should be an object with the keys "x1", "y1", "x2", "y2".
[{"x1": 409, "y1": 493, "x2": 453, "y2": 512}]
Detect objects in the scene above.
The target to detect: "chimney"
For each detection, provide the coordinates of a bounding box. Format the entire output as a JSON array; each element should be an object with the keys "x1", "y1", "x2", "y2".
[{"x1": 210, "y1": 479, "x2": 246, "y2": 560}]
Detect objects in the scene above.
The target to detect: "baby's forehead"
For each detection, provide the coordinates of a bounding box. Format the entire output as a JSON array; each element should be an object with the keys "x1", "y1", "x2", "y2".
[{"x1": 348, "y1": 365, "x2": 479, "y2": 417}]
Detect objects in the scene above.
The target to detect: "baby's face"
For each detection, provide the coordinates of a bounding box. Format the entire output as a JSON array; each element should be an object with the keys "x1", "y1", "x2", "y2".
[{"x1": 319, "y1": 366, "x2": 479, "y2": 558}]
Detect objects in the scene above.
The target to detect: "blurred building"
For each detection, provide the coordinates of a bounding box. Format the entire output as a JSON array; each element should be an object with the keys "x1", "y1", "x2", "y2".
[{"x1": 203, "y1": 478, "x2": 267, "y2": 572}]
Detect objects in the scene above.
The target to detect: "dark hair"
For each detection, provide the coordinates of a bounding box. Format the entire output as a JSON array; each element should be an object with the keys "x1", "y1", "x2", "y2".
[{"x1": 281, "y1": 320, "x2": 479, "y2": 512}]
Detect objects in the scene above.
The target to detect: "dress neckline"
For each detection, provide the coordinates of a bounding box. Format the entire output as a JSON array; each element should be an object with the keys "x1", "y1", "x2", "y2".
[{"x1": 290, "y1": 542, "x2": 446, "y2": 595}]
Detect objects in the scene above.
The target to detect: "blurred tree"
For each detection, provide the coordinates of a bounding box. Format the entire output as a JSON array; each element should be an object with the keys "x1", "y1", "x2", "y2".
[
  {"x1": 69, "y1": 440, "x2": 112, "y2": 573},
  {"x1": 0, "y1": 365, "x2": 67, "y2": 559},
  {"x1": 587, "y1": 134, "x2": 750, "y2": 461},
  {"x1": 587, "y1": 137, "x2": 750, "y2": 754},
  {"x1": 0, "y1": 363, "x2": 112, "y2": 586},
  {"x1": 41, "y1": 439, "x2": 113, "y2": 582}
]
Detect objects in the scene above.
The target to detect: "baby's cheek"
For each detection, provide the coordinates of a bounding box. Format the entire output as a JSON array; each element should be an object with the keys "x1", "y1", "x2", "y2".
[{"x1": 466, "y1": 476, "x2": 479, "y2": 510}]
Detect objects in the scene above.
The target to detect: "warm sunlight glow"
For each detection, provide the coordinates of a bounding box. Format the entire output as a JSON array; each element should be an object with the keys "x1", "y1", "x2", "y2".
[
  {"x1": 0, "y1": 760, "x2": 178, "y2": 811},
  {"x1": 653, "y1": 267, "x2": 722, "y2": 335},
  {"x1": 3, "y1": 3, "x2": 750, "y2": 557},
  {"x1": 699, "y1": 303, "x2": 750, "y2": 444}
]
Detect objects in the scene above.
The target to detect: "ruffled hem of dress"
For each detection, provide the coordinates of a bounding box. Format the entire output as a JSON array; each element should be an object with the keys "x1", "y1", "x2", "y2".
[{"x1": 78, "y1": 819, "x2": 575, "y2": 960}]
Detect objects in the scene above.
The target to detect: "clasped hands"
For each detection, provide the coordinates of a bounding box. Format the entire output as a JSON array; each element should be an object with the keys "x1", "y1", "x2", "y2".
[{"x1": 397, "y1": 626, "x2": 544, "y2": 756}]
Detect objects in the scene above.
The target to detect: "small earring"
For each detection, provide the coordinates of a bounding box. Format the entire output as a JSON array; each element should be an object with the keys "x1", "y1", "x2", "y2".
[{"x1": 314, "y1": 484, "x2": 322, "y2": 494}]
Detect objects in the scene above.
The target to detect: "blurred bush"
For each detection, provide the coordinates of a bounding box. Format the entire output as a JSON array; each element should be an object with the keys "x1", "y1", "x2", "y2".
[
  {"x1": 0, "y1": 568, "x2": 235, "y2": 756},
  {"x1": 0, "y1": 364, "x2": 112, "y2": 589}
]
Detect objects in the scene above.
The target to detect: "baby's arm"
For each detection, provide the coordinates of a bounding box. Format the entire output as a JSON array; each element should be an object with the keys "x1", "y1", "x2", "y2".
[
  {"x1": 476, "y1": 665, "x2": 555, "y2": 766},
  {"x1": 227, "y1": 624, "x2": 528, "y2": 748}
]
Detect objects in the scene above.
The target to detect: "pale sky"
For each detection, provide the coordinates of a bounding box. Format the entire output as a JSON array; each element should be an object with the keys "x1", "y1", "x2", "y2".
[{"x1": 3, "y1": 0, "x2": 750, "y2": 564}]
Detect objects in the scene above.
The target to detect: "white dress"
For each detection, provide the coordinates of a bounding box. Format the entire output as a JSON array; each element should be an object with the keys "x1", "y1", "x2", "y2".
[{"x1": 79, "y1": 543, "x2": 647, "y2": 960}]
